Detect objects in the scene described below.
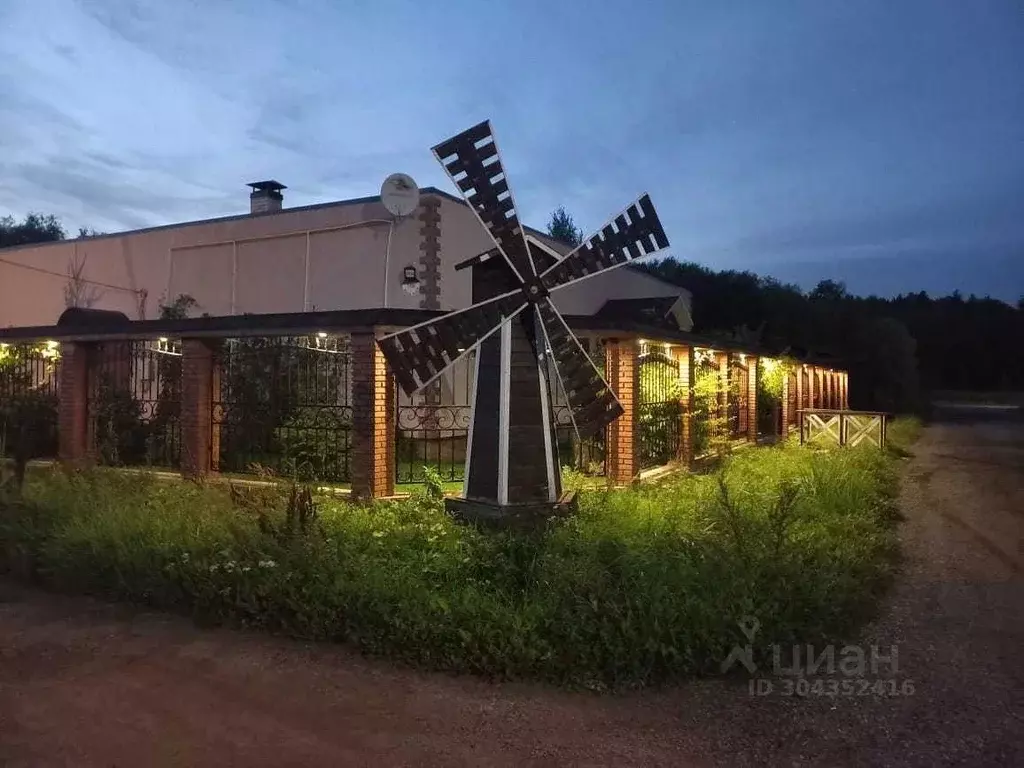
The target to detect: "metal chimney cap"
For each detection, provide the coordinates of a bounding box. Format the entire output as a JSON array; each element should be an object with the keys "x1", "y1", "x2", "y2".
[{"x1": 247, "y1": 180, "x2": 287, "y2": 192}]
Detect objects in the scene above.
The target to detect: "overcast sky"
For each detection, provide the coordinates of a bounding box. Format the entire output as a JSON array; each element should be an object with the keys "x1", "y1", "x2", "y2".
[{"x1": 1, "y1": 0, "x2": 1022, "y2": 301}]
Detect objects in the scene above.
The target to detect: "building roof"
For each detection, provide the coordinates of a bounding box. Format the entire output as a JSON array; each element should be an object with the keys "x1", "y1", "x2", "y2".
[
  {"x1": 0, "y1": 186, "x2": 546, "y2": 254},
  {"x1": 0, "y1": 183, "x2": 684, "y2": 298}
]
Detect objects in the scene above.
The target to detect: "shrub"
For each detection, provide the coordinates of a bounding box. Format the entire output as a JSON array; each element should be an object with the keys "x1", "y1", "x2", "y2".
[{"x1": 0, "y1": 438, "x2": 909, "y2": 689}]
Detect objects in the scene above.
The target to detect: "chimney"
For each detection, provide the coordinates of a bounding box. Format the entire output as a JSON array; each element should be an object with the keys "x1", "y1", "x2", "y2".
[{"x1": 247, "y1": 180, "x2": 286, "y2": 214}]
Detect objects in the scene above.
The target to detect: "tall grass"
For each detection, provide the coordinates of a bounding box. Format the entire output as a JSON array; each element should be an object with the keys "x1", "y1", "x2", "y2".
[
  {"x1": 886, "y1": 416, "x2": 923, "y2": 457},
  {"x1": 0, "y1": 435, "x2": 909, "y2": 689}
]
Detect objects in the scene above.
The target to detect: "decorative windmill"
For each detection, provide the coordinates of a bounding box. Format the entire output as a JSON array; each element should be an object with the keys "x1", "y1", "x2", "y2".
[{"x1": 378, "y1": 120, "x2": 670, "y2": 523}]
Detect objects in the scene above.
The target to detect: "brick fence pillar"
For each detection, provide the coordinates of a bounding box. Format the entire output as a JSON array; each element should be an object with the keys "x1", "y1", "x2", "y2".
[
  {"x1": 57, "y1": 341, "x2": 91, "y2": 467},
  {"x1": 746, "y1": 356, "x2": 759, "y2": 442},
  {"x1": 672, "y1": 344, "x2": 695, "y2": 465},
  {"x1": 180, "y1": 339, "x2": 218, "y2": 478},
  {"x1": 350, "y1": 331, "x2": 395, "y2": 500},
  {"x1": 605, "y1": 338, "x2": 639, "y2": 485}
]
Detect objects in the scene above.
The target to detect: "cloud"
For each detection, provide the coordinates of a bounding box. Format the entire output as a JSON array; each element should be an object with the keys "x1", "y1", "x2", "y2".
[{"x1": 0, "y1": 0, "x2": 1021, "y2": 302}]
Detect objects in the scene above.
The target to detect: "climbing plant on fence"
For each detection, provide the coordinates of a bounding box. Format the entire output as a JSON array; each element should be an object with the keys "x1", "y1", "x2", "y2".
[
  {"x1": 691, "y1": 349, "x2": 735, "y2": 458},
  {"x1": 757, "y1": 357, "x2": 795, "y2": 436}
]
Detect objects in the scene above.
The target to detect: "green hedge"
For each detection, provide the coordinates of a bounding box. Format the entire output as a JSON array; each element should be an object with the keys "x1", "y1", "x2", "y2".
[{"x1": 0, "y1": 430, "x2": 912, "y2": 689}]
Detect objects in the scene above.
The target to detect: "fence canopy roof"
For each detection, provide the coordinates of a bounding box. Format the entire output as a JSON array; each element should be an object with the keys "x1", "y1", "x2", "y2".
[{"x1": 0, "y1": 306, "x2": 846, "y2": 369}]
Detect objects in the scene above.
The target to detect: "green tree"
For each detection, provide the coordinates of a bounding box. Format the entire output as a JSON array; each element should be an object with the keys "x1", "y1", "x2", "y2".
[
  {"x1": 0, "y1": 213, "x2": 66, "y2": 248},
  {"x1": 546, "y1": 206, "x2": 583, "y2": 247},
  {"x1": 159, "y1": 294, "x2": 199, "y2": 320},
  {"x1": 809, "y1": 279, "x2": 849, "y2": 303}
]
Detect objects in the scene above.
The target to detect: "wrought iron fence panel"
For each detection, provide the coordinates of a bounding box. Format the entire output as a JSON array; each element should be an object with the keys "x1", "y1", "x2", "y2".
[
  {"x1": 0, "y1": 342, "x2": 61, "y2": 460},
  {"x1": 396, "y1": 352, "x2": 474, "y2": 484},
  {"x1": 691, "y1": 357, "x2": 720, "y2": 458},
  {"x1": 213, "y1": 335, "x2": 352, "y2": 482},
  {"x1": 548, "y1": 338, "x2": 608, "y2": 476},
  {"x1": 729, "y1": 358, "x2": 749, "y2": 439},
  {"x1": 87, "y1": 339, "x2": 182, "y2": 468},
  {"x1": 755, "y1": 367, "x2": 781, "y2": 436},
  {"x1": 788, "y1": 370, "x2": 799, "y2": 427},
  {"x1": 638, "y1": 347, "x2": 681, "y2": 469}
]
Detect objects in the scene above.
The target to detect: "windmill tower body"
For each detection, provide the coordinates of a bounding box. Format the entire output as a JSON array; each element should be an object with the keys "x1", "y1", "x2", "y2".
[{"x1": 450, "y1": 251, "x2": 563, "y2": 523}]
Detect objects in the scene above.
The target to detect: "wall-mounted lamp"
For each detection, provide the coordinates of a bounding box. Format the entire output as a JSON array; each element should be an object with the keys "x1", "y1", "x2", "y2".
[{"x1": 401, "y1": 265, "x2": 421, "y2": 296}]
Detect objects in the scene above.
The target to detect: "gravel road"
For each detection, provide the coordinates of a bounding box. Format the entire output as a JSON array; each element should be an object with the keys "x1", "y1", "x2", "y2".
[{"x1": 2, "y1": 415, "x2": 1022, "y2": 767}]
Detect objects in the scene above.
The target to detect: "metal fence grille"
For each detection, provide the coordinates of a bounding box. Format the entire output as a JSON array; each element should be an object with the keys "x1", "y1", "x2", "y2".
[
  {"x1": 87, "y1": 340, "x2": 182, "y2": 468},
  {"x1": 788, "y1": 369, "x2": 799, "y2": 427},
  {"x1": 637, "y1": 344, "x2": 681, "y2": 469},
  {"x1": 212, "y1": 335, "x2": 352, "y2": 482},
  {"x1": 0, "y1": 342, "x2": 61, "y2": 460},
  {"x1": 691, "y1": 355, "x2": 720, "y2": 458},
  {"x1": 729, "y1": 357, "x2": 749, "y2": 439},
  {"x1": 548, "y1": 338, "x2": 608, "y2": 476},
  {"x1": 395, "y1": 352, "x2": 473, "y2": 484}
]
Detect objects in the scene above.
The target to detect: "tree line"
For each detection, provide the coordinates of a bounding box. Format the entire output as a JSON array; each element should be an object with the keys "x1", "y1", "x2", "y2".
[{"x1": 547, "y1": 208, "x2": 1023, "y2": 413}]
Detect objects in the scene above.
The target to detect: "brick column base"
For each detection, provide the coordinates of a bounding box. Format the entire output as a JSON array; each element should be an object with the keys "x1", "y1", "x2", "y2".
[
  {"x1": 58, "y1": 341, "x2": 91, "y2": 467},
  {"x1": 605, "y1": 338, "x2": 638, "y2": 485},
  {"x1": 350, "y1": 331, "x2": 395, "y2": 500}
]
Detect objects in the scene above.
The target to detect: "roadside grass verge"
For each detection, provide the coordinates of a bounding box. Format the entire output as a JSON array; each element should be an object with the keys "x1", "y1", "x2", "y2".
[
  {"x1": 0, "y1": 422, "x2": 917, "y2": 690},
  {"x1": 886, "y1": 416, "x2": 923, "y2": 457}
]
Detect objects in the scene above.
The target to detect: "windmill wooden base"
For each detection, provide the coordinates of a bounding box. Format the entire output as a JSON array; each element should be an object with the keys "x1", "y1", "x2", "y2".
[{"x1": 445, "y1": 492, "x2": 578, "y2": 529}]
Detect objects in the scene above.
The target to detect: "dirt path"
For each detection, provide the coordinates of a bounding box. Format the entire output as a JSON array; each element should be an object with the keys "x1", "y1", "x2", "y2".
[{"x1": 2, "y1": 418, "x2": 1022, "y2": 767}]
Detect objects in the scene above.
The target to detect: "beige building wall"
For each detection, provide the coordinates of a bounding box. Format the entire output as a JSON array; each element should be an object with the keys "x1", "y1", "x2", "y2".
[{"x1": 0, "y1": 189, "x2": 689, "y2": 327}]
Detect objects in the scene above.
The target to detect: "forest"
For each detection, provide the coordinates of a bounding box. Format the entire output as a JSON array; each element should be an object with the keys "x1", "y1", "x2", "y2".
[
  {"x1": 547, "y1": 206, "x2": 1023, "y2": 414},
  {"x1": 637, "y1": 259, "x2": 1023, "y2": 413}
]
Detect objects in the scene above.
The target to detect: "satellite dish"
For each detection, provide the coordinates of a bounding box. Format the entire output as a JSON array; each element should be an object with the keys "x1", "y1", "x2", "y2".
[{"x1": 380, "y1": 173, "x2": 420, "y2": 217}]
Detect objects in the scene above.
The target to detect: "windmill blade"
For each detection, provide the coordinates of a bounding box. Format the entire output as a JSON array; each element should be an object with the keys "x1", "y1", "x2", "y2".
[
  {"x1": 379, "y1": 290, "x2": 528, "y2": 396},
  {"x1": 540, "y1": 194, "x2": 670, "y2": 291},
  {"x1": 433, "y1": 120, "x2": 536, "y2": 282},
  {"x1": 535, "y1": 298, "x2": 623, "y2": 438}
]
